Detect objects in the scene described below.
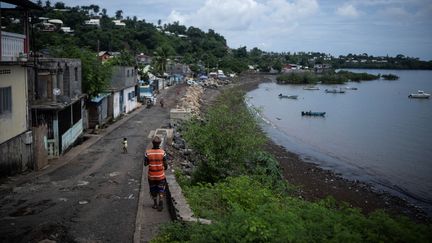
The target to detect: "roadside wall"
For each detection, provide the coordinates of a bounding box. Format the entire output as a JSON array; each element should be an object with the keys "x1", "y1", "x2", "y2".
[
  {"x1": 0, "y1": 131, "x2": 33, "y2": 176},
  {"x1": 33, "y1": 124, "x2": 48, "y2": 170}
]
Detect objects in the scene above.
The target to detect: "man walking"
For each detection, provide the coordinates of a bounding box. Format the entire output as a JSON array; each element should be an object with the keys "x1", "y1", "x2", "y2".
[{"x1": 144, "y1": 136, "x2": 168, "y2": 211}]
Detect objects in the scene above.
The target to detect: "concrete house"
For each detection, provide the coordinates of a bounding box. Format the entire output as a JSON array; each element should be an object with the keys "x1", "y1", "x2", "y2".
[
  {"x1": 108, "y1": 66, "x2": 139, "y2": 119},
  {"x1": 0, "y1": 0, "x2": 42, "y2": 176},
  {"x1": 166, "y1": 61, "x2": 192, "y2": 77},
  {"x1": 136, "y1": 53, "x2": 152, "y2": 65},
  {"x1": 30, "y1": 58, "x2": 84, "y2": 160}
]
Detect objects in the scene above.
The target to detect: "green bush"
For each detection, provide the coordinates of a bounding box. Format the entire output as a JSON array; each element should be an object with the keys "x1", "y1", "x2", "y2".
[
  {"x1": 276, "y1": 72, "x2": 317, "y2": 84},
  {"x1": 276, "y1": 71, "x2": 380, "y2": 85},
  {"x1": 337, "y1": 70, "x2": 380, "y2": 81},
  {"x1": 382, "y1": 74, "x2": 399, "y2": 80},
  {"x1": 154, "y1": 176, "x2": 432, "y2": 243},
  {"x1": 182, "y1": 89, "x2": 266, "y2": 183}
]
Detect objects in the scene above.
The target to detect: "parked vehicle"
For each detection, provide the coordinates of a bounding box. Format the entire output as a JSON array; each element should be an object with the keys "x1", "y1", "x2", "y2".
[{"x1": 408, "y1": 90, "x2": 430, "y2": 99}]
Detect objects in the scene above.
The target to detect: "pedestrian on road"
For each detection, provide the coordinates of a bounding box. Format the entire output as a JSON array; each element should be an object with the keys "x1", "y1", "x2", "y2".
[
  {"x1": 122, "y1": 137, "x2": 128, "y2": 153},
  {"x1": 159, "y1": 98, "x2": 164, "y2": 108},
  {"x1": 144, "y1": 136, "x2": 168, "y2": 211}
]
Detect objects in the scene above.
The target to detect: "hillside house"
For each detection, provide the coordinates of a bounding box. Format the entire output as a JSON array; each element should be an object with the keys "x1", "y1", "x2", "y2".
[
  {"x1": 136, "y1": 53, "x2": 152, "y2": 65},
  {"x1": 30, "y1": 58, "x2": 84, "y2": 160}
]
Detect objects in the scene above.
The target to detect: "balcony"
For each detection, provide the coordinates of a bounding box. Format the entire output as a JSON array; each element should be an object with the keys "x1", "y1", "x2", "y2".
[{"x1": 1, "y1": 31, "x2": 26, "y2": 62}]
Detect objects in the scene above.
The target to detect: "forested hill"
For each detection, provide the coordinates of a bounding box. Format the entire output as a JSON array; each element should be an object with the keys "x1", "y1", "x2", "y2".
[{"x1": 27, "y1": 2, "x2": 234, "y2": 67}]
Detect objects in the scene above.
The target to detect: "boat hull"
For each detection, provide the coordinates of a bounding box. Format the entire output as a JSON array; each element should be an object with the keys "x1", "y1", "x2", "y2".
[
  {"x1": 301, "y1": 111, "x2": 326, "y2": 116},
  {"x1": 408, "y1": 94, "x2": 430, "y2": 99}
]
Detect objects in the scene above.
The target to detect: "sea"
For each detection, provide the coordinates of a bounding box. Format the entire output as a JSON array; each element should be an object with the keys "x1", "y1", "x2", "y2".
[{"x1": 246, "y1": 69, "x2": 432, "y2": 215}]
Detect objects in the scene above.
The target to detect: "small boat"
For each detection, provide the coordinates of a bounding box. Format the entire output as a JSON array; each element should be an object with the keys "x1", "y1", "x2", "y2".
[
  {"x1": 408, "y1": 90, "x2": 430, "y2": 99},
  {"x1": 325, "y1": 89, "x2": 346, "y2": 94},
  {"x1": 344, "y1": 86, "x2": 358, "y2": 90},
  {"x1": 303, "y1": 86, "x2": 319, "y2": 90},
  {"x1": 301, "y1": 111, "x2": 326, "y2": 116},
  {"x1": 279, "y1": 94, "x2": 298, "y2": 99}
]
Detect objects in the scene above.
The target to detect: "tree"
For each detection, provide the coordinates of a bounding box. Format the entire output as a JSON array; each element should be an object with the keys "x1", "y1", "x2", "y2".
[
  {"x1": 50, "y1": 45, "x2": 113, "y2": 97},
  {"x1": 152, "y1": 45, "x2": 174, "y2": 76},
  {"x1": 90, "y1": 4, "x2": 99, "y2": 14},
  {"x1": 233, "y1": 46, "x2": 248, "y2": 58},
  {"x1": 108, "y1": 51, "x2": 135, "y2": 66},
  {"x1": 54, "y1": 2, "x2": 65, "y2": 9},
  {"x1": 37, "y1": 0, "x2": 43, "y2": 6},
  {"x1": 101, "y1": 8, "x2": 107, "y2": 17},
  {"x1": 115, "y1": 10, "x2": 123, "y2": 20},
  {"x1": 45, "y1": 0, "x2": 51, "y2": 8}
]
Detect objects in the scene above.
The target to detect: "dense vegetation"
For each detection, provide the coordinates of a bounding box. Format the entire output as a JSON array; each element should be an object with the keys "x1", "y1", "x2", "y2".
[
  {"x1": 276, "y1": 70, "x2": 380, "y2": 85},
  {"x1": 333, "y1": 54, "x2": 432, "y2": 70},
  {"x1": 381, "y1": 74, "x2": 400, "y2": 80},
  {"x1": 153, "y1": 88, "x2": 432, "y2": 242}
]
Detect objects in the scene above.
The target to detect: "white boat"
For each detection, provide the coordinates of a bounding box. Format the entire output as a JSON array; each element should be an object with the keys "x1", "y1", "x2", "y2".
[
  {"x1": 344, "y1": 86, "x2": 358, "y2": 90},
  {"x1": 303, "y1": 86, "x2": 319, "y2": 90},
  {"x1": 408, "y1": 90, "x2": 430, "y2": 99}
]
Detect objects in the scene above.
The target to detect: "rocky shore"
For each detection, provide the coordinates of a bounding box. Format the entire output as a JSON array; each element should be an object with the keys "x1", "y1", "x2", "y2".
[{"x1": 234, "y1": 73, "x2": 430, "y2": 223}]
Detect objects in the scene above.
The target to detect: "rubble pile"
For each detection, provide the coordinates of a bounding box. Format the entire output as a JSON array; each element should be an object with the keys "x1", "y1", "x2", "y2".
[
  {"x1": 200, "y1": 78, "x2": 231, "y2": 88},
  {"x1": 178, "y1": 85, "x2": 204, "y2": 116}
]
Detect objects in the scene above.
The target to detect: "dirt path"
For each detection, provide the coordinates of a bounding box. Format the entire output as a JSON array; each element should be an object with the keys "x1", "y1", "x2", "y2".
[{"x1": 0, "y1": 85, "x2": 186, "y2": 242}]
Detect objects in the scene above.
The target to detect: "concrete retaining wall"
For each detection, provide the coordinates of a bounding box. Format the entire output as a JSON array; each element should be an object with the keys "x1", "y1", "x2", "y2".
[{"x1": 0, "y1": 131, "x2": 33, "y2": 176}]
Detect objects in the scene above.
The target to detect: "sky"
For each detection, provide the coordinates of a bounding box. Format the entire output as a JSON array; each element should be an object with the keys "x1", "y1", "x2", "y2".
[{"x1": 47, "y1": 0, "x2": 432, "y2": 60}]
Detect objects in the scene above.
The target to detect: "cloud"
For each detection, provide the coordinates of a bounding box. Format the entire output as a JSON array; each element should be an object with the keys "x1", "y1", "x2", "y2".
[
  {"x1": 336, "y1": 4, "x2": 360, "y2": 17},
  {"x1": 379, "y1": 6, "x2": 411, "y2": 19},
  {"x1": 168, "y1": 0, "x2": 318, "y2": 31},
  {"x1": 168, "y1": 0, "x2": 264, "y2": 30}
]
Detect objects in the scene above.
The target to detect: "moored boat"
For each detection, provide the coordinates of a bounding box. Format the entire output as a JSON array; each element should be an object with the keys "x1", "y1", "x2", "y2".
[
  {"x1": 344, "y1": 86, "x2": 358, "y2": 90},
  {"x1": 408, "y1": 90, "x2": 430, "y2": 99},
  {"x1": 303, "y1": 86, "x2": 319, "y2": 90},
  {"x1": 279, "y1": 94, "x2": 298, "y2": 99},
  {"x1": 301, "y1": 111, "x2": 326, "y2": 116},
  {"x1": 325, "y1": 88, "x2": 345, "y2": 93}
]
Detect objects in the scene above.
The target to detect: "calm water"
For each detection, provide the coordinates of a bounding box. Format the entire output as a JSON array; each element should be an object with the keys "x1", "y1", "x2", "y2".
[{"x1": 247, "y1": 69, "x2": 432, "y2": 214}]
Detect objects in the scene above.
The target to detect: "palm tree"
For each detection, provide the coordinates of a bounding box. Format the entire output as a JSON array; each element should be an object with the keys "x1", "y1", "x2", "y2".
[{"x1": 153, "y1": 47, "x2": 170, "y2": 76}]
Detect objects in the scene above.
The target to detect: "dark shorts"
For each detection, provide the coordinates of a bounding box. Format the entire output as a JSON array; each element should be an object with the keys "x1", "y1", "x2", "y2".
[{"x1": 148, "y1": 178, "x2": 167, "y2": 196}]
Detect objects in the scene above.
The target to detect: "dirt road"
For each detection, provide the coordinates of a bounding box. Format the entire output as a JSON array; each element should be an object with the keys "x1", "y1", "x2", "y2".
[{"x1": 0, "y1": 85, "x2": 185, "y2": 242}]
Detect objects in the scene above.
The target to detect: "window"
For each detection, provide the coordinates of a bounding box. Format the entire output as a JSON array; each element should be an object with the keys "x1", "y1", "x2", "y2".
[
  {"x1": 0, "y1": 87, "x2": 12, "y2": 114},
  {"x1": 74, "y1": 67, "x2": 78, "y2": 81},
  {"x1": 0, "y1": 69, "x2": 11, "y2": 75},
  {"x1": 127, "y1": 69, "x2": 130, "y2": 77},
  {"x1": 128, "y1": 91, "x2": 135, "y2": 100}
]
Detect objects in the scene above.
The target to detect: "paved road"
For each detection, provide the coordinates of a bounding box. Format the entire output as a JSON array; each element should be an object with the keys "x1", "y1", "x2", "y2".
[{"x1": 0, "y1": 86, "x2": 183, "y2": 242}]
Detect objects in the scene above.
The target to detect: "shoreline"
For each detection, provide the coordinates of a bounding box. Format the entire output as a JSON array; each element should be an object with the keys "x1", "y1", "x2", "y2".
[{"x1": 232, "y1": 73, "x2": 429, "y2": 222}]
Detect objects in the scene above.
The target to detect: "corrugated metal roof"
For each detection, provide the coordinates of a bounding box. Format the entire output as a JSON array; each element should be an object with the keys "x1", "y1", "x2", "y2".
[
  {"x1": 1, "y1": 0, "x2": 43, "y2": 10},
  {"x1": 90, "y1": 93, "x2": 110, "y2": 103}
]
